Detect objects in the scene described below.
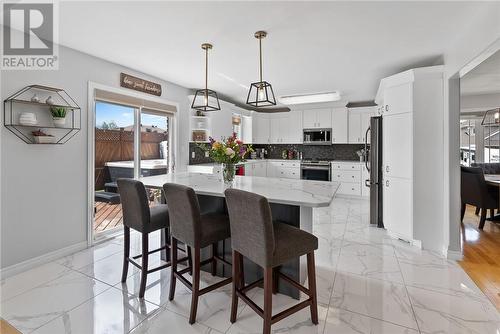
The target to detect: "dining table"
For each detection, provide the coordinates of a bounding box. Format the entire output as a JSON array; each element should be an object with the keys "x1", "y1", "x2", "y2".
[
  {"x1": 485, "y1": 174, "x2": 500, "y2": 186},
  {"x1": 139, "y1": 172, "x2": 340, "y2": 298},
  {"x1": 485, "y1": 174, "x2": 500, "y2": 221}
]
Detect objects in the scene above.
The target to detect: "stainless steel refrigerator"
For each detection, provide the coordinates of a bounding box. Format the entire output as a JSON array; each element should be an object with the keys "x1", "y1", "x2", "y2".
[{"x1": 364, "y1": 116, "x2": 384, "y2": 228}]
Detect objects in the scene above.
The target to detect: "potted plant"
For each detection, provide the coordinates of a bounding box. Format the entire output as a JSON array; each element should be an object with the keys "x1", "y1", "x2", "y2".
[
  {"x1": 50, "y1": 107, "x2": 67, "y2": 127},
  {"x1": 201, "y1": 133, "x2": 253, "y2": 185}
]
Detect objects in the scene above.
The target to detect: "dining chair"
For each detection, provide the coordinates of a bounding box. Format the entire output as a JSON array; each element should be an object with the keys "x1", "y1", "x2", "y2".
[
  {"x1": 460, "y1": 166, "x2": 499, "y2": 229},
  {"x1": 163, "y1": 183, "x2": 232, "y2": 324},
  {"x1": 224, "y1": 188, "x2": 319, "y2": 334}
]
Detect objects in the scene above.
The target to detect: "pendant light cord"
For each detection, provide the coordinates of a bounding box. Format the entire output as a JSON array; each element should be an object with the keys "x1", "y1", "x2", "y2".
[
  {"x1": 205, "y1": 47, "x2": 208, "y2": 91},
  {"x1": 259, "y1": 37, "x2": 263, "y2": 83}
]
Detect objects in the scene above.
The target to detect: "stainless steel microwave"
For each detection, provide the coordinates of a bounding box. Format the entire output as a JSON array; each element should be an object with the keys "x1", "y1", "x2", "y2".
[{"x1": 303, "y1": 128, "x2": 332, "y2": 145}]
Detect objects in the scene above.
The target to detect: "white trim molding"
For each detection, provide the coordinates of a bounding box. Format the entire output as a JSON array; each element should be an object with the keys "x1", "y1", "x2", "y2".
[
  {"x1": 446, "y1": 248, "x2": 464, "y2": 261},
  {"x1": 0, "y1": 241, "x2": 87, "y2": 279}
]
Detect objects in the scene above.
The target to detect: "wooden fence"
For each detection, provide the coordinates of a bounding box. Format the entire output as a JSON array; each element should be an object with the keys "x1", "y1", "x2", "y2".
[{"x1": 95, "y1": 129, "x2": 168, "y2": 190}]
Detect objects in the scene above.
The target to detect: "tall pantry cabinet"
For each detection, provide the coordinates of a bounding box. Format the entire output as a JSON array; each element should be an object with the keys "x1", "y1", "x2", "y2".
[{"x1": 376, "y1": 66, "x2": 444, "y2": 251}]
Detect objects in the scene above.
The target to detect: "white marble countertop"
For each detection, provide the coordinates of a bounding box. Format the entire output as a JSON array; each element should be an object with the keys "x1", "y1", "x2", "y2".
[{"x1": 140, "y1": 172, "x2": 339, "y2": 207}]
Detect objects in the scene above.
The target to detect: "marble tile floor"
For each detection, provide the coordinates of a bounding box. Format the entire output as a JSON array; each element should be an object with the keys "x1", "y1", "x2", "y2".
[{"x1": 1, "y1": 197, "x2": 499, "y2": 333}]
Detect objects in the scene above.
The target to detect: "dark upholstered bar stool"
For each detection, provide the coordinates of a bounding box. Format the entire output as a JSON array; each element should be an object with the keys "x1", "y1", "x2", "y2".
[
  {"x1": 163, "y1": 183, "x2": 233, "y2": 324},
  {"x1": 225, "y1": 189, "x2": 319, "y2": 334},
  {"x1": 117, "y1": 179, "x2": 185, "y2": 298}
]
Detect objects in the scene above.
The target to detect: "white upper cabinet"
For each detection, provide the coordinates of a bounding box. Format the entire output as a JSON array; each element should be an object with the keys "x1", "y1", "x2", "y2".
[
  {"x1": 331, "y1": 108, "x2": 348, "y2": 143},
  {"x1": 303, "y1": 108, "x2": 332, "y2": 129},
  {"x1": 288, "y1": 111, "x2": 303, "y2": 144},
  {"x1": 317, "y1": 109, "x2": 332, "y2": 128},
  {"x1": 303, "y1": 110, "x2": 316, "y2": 128},
  {"x1": 382, "y1": 83, "x2": 413, "y2": 115},
  {"x1": 348, "y1": 107, "x2": 376, "y2": 144},
  {"x1": 348, "y1": 111, "x2": 362, "y2": 143},
  {"x1": 265, "y1": 111, "x2": 302, "y2": 144},
  {"x1": 252, "y1": 113, "x2": 270, "y2": 144},
  {"x1": 269, "y1": 115, "x2": 282, "y2": 143}
]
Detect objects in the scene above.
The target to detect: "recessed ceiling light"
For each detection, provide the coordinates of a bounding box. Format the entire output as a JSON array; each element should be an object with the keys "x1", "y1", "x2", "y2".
[{"x1": 278, "y1": 92, "x2": 341, "y2": 105}]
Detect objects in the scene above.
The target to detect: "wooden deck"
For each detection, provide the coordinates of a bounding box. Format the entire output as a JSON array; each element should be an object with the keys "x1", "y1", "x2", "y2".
[
  {"x1": 458, "y1": 204, "x2": 500, "y2": 310},
  {"x1": 94, "y1": 202, "x2": 123, "y2": 232}
]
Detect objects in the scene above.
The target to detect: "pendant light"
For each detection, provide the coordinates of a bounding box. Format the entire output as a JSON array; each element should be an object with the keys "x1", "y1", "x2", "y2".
[
  {"x1": 246, "y1": 31, "x2": 276, "y2": 107},
  {"x1": 481, "y1": 107, "x2": 500, "y2": 125},
  {"x1": 191, "y1": 43, "x2": 221, "y2": 112}
]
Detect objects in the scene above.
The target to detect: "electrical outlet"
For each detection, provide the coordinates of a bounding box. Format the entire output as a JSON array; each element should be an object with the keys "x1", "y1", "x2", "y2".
[
  {"x1": 191, "y1": 151, "x2": 195, "y2": 159},
  {"x1": 205, "y1": 151, "x2": 209, "y2": 158}
]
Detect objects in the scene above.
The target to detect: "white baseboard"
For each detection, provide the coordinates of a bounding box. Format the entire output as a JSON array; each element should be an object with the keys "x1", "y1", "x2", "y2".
[
  {"x1": 0, "y1": 241, "x2": 88, "y2": 279},
  {"x1": 446, "y1": 248, "x2": 463, "y2": 261}
]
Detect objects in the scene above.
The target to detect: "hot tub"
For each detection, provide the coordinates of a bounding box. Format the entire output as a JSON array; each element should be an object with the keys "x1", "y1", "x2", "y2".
[{"x1": 105, "y1": 159, "x2": 168, "y2": 180}]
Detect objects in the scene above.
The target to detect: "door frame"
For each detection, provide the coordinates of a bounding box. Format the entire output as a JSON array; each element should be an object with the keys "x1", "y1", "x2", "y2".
[
  {"x1": 87, "y1": 81, "x2": 180, "y2": 247},
  {"x1": 447, "y1": 37, "x2": 500, "y2": 258}
]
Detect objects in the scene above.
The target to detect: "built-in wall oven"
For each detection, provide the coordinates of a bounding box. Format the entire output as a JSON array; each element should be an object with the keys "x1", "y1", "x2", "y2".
[
  {"x1": 300, "y1": 160, "x2": 331, "y2": 181},
  {"x1": 303, "y1": 129, "x2": 331, "y2": 145}
]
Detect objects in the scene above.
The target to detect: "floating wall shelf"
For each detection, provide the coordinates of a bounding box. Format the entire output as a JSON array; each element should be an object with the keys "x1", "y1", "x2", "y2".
[{"x1": 4, "y1": 85, "x2": 81, "y2": 144}]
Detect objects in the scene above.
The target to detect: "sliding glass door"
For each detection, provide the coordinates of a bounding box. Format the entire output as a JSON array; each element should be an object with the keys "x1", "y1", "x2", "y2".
[{"x1": 93, "y1": 101, "x2": 173, "y2": 237}]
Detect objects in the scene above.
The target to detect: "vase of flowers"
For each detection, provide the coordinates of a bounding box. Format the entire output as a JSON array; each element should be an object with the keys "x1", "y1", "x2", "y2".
[{"x1": 202, "y1": 133, "x2": 253, "y2": 185}]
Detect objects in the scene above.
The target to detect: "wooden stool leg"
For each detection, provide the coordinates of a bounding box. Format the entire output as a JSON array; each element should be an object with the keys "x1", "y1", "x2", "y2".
[
  {"x1": 121, "y1": 226, "x2": 130, "y2": 283},
  {"x1": 139, "y1": 232, "x2": 149, "y2": 298},
  {"x1": 490, "y1": 209, "x2": 495, "y2": 219},
  {"x1": 272, "y1": 267, "x2": 279, "y2": 294},
  {"x1": 169, "y1": 237, "x2": 178, "y2": 301},
  {"x1": 263, "y1": 267, "x2": 273, "y2": 334},
  {"x1": 211, "y1": 243, "x2": 217, "y2": 276},
  {"x1": 230, "y1": 251, "x2": 240, "y2": 323},
  {"x1": 479, "y1": 208, "x2": 487, "y2": 230},
  {"x1": 187, "y1": 246, "x2": 193, "y2": 276},
  {"x1": 307, "y1": 252, "x2": 319, "y2": 325},
  {"x1": 189, "y1": 247, "x2": 201, "y2": 324},
  {"x1": 475, "y1": 207, "x2": 480, "y2": 215}
]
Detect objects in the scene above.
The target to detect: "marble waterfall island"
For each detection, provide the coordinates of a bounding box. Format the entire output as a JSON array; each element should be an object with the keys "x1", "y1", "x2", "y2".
[{"x1": 140, "y1": 172, "x2": 339, "y2": 298}]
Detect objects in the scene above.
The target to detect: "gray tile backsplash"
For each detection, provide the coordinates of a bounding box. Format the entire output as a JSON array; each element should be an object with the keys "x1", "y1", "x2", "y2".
[{"x1": 189, "y1": 142, "x2": 365, "y2": 164}]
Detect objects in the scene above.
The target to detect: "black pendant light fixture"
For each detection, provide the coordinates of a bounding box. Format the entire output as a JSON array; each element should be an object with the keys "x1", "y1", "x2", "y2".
[
  {"x1": 481, "y1": 107, "x2": 500, "y2": 125},
  {"x1": 191, "y1": 43, "x2": 221, "y2": 112},
  {"x1": 246, "y1": 31, "x2": 276, "y2": 107}
]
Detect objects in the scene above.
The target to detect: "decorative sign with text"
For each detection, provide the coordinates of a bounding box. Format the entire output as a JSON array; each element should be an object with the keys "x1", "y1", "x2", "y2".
[{"x1": 120, "y1": 73, "x2": 162, "y2": 96}]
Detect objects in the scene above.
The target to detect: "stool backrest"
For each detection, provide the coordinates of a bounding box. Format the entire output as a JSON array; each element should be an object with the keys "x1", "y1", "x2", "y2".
[
  {"x1": 162, "y1": 183, "x2": 201, "y2": 247},
  {"x1": 224, "y1": 189, "x2": 275, "y2": 267},
  {"x1": 117, "y1": 179, "x2": 150, "y2": 231}
]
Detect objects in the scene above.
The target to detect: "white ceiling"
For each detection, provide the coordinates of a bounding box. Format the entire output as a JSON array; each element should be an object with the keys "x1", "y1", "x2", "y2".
[
  {"x1": 461, "y1": 49, "x2": 500, "y2": 96},
  {"x1": 57, "y1": 1, "x2": 485, "y2": 107}
]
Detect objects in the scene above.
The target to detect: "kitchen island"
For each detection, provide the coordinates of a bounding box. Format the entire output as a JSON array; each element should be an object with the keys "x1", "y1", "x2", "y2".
[{"x1": 139, "y1": 172, "x2": 339, "y2": 298}]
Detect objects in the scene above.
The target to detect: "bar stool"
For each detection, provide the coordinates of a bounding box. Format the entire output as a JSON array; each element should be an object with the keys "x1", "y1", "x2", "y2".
[
  {"x1": 163, "y1": 183, "x2": 233, "y2": 324},
  {"x1": 117, "y1": 179, "x2": 187, "y2": 298},
  {"x1": 224, "y1": 189, "x2": 319, "y2": 334}
]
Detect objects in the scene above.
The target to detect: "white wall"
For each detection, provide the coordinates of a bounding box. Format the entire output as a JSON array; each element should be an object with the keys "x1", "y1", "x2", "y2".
[
  {"x1": 442, "y1": 1, "x2": 500, "y2": 255},
  {"x1": 0, "y1": 45, "x2": 191, "y2": 269}
]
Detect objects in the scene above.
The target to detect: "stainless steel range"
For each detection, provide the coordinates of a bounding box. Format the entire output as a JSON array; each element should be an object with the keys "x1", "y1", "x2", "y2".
[{"x1": 300, "y1": 160, "x2": 331, "y2": 181}]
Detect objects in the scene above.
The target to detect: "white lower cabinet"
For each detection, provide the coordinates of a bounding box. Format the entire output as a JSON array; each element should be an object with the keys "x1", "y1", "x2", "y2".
[
  {"x1": 246, "y1": 161, "x2": 267, "y2": 177},
  {"x1": 383, "y1": 176, "x2": 412, "y2": 239},
  {"x1": 267, "y1": 161, "x2": 300, "y2": 179},
  {"x1": 331, "y1": 162, "x2": 367, "y2": 197}
]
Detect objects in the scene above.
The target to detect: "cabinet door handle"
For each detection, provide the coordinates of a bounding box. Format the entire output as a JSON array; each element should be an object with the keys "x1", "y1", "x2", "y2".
[
  {"x1": 386, "y1": 180, "x2": 390, "y2": 187},
  {"x1": 386, "y1": 165, "x2": 390, "y2": 173},
  {"x1": 385, "y1": 105, "x2": 389, "y2": 112}
]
